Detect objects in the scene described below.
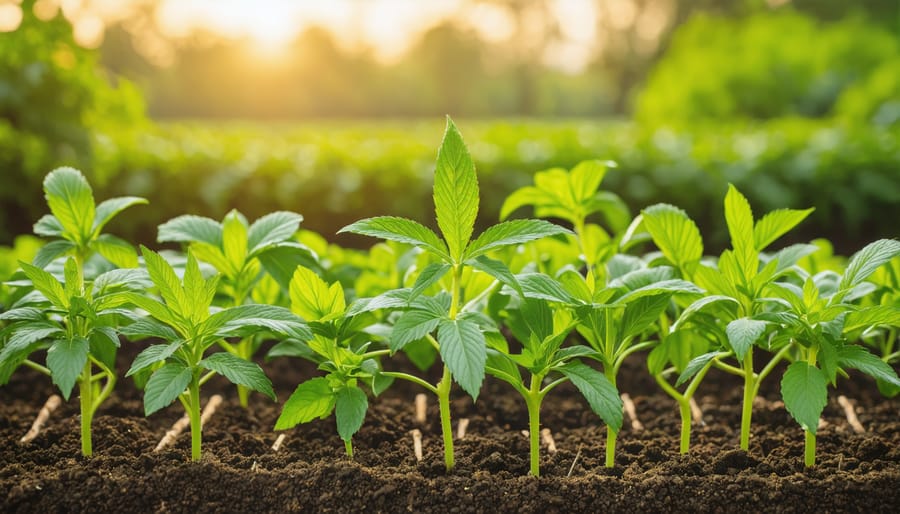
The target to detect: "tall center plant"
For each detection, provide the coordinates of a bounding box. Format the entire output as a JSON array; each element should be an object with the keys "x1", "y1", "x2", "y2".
[{"x1": 340, "y1": 117, "x2": 568, "y2": 470}]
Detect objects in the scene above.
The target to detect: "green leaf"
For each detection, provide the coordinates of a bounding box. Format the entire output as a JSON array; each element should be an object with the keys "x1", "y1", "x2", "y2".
[
  {"x1": 569, "y1": 160, "x2": 610, "y2": 206},
  {"x1": 43, "y1": 167, "x2": 95, "y2": 243},
  {"x1": 33, "y1": 214, "x2": 64, "y2": 237},
  {"x1": 335, "y1": 386, "x2": 368, "y2": 442},
  {"x1": 339, "y1": 216, "x2": 450, "y2": 262},
  {"x1": 256, "y1": 243, "x2": 320, "y2": 291},
  {"x1": 438, "y1": 318, "x2": 486, "y2": 400},
  {"x1": 202, "y1": 304, "x2": 310, "y2": 340},
  {"x1": 2, "y1": 322, "x2": 64, "y2": 359},
  {"x1": 844, "y1": 306, "x2": 900, "y2": 333},
  {"x1": 408, "y1": 263, "x2": 451, "y2": 302},
  {"x1": 123, "y1": 292, "x2": 182, "y2": 332},
  {"x1": 93, "y1": 268, "x2": 152, "y2": 293},
  {"x1": 126, "y1": 340, "x2": 183, "y2": 377},
  {"x1": 182, "y1": 253, "x2": 212, "y2": 322},
  {"x1": 615, "y1": 279, "x2": 700, "y2": 303},
  {"x1": 140, "y1": 246, "x2": 189, "y2": 318},
  {"x1": 753, "y1": 208, "x2": 814, "y2": 251},
  {"x1": 469, "y1": 255, "x2": 523, "y2": 298},
  {"x1": 620, "y1": 294, "x2": 671, "y2": 341},
  {"x1": 221, "y1": 210, "x2": 249, "y2": 275},
  {"x1": 93, "y1": 196, "x2": 147, "y2": 236},
  {"x1": 32, "y1": 240, "x2": 74, "y2": 268},
  {"x1": 725, "y1": 318, "x2": 767, "y2": 361},
  {"x1": 94, "y1": 234, "x2": 138, "y2": 268},
  {"x1": 19, "y1": 261, "x2": 68, "y2": 309},
  {"x1": 434, "y1": 117, "x2": 479, "y2": 262},
  {"x1": 837, "y1": 345, "x2": 900, "y2": 388},
  {"x1": 464, "y1": 220, "x2": 569, "y2": 261},
  {"x1": 781, "y1": 361, "x2": 828, "y2": 434},
  {"x1": 47, "y1": 337, "x2": 90, "y2": 401},
  {"x1": 390, "y1": 309, "x2": 442, "y2": 352},
  {"x1": 675, "y1": 351, "x2": 719, "y2": 387},
  {"x1": 144, "y1": 362, "x2": 193, "y2": 415},
  {"x1": 672, "y1": 295, "x2": 739, "y2": 331},
  {"x1": 275, "y1": 377, "x2": 335, "y2": 430},
  {"x1": 290, "y1": 266, "x2": 345, "y2": 322},
  {"x1": 558, "y1": 360, "x2": 622, "y2": 432},
  {"x1": 839, "y1": 239, "x2": 900, "y2": 291},
  {"x1": 640, "y1": 204, "x2": 703, "y2": 270},
  {"x1": 485, "y1": 350, "x2": 523, "y2": 389},
  {"x1": 157, "y1": 215, "x2": 223, "y2": 247},
  {"x1": 723, "y1": 184, "x2": 757, "y2": 280},
  {"x1": 247, "y1": 211, "x2": 303, "y2": 255},
  {"x1": 199, "y1": 352, "x2": 276, "y2": 400},
  {"x1": 517, "y1": 273, "x2": 579, "y2": 305},
  {"x1": 63, "y1": 256, "x2": 80, "y2": 299}
]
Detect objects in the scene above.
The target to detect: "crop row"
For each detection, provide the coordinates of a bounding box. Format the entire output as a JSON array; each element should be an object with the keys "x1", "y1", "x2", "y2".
[{"x1": 1, "y1": 118, "x2": 899, "y2": 476}]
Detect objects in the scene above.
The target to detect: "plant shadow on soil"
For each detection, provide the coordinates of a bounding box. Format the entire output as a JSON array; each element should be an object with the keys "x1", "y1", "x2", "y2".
[{"x1": 1, "y1": 343, "x2": 899, "y2": 513}]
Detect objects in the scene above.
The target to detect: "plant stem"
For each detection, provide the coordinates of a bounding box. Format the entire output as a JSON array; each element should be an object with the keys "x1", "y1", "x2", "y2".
[
  {"x1": 344, "y1": 439, "x2": 354, "y2": 459},
  {"x1": 436, "y1": 366, "x2": 454, "y2": 471},
  {"x1": 678, "y1": 400, "x2": 691, "y2": 455},
  {"x1": 79, "y1": 361, "x2": 93, "y2": 457},
  {"x1": 526, "y1": 374, "x2": 543, "y2": 477},
  {"x1": 739, "y1": 351, "x2": 755, "y2": 451},
  {"x1": 804, "y1": 346, "x2": 818, "y2": 468},
  {"x1": 236, "y1": 338, "x2": 251, "y2": 408},
  {"x1": 189, "y1": 375, "x2": 202, "y2": 462},
  {"x1": 604, "y1": 368, "x2": 618, "y2": 468}
]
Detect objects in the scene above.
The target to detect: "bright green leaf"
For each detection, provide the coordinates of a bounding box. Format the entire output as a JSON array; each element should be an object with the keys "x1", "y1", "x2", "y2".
[
  {"x1": 157, "y1": 215, "x2": 223, "y2": 247},
  {"x1": 43, "y1": 167, "x2": 95, "y2": 243},
  {"x1": 726, "y1": 318, "x2": 768, "y2": 361},
  {"x1": 438, "y1": 317, "x2": 486, "y2": 400},
  {"x1": 781, "y1": 361, "x2": 827, "y2": 434},
  {"x1": 47, "y1": 336, "x2": 90, "y2": 400},
  {"x1": 199, "y1": 352, "x2": 275, "y2": 400},
  {"x1": 275, "y1": 377, "x2": 335, "y2": 430},
  {"x1": 339, "y1": 216, "x2": 450, "y2": 262},
  {"x1": 753, "y1": 208, "x2": 814, "y2": 251},
  {"x1": 144, "y1": 362, "x2": 193, "y2": 415},
  {"x1": 335, "y1": 386, "x2": 368, "y2": 442},
  {"x1": 434, "y1": 117, "x2": 479, "y2": 262},
  {"x1": 464, "y1": 219, "x2": 569, "y2": 261},
  {"x1": 247, "y1": 211, "x2": 303, "y2": 255},
  {"x1": 558, "y1": 360, "x2": 622, "y2": 432}
]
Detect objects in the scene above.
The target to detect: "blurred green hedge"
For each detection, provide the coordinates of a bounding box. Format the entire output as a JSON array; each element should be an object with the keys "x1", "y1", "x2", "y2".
[{"x1": 3, "y1": 118, "x2": 896, "y2": 255}]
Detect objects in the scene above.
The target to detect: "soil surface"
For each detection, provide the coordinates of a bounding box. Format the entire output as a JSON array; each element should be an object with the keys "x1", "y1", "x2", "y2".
[{"x1": 1, "y1": 344, "x2": 899, "y2": 513}]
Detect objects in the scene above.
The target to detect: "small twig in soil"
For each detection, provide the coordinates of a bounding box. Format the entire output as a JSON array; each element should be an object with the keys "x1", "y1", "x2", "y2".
[
  {"x1": 540, "y1": 428, "x2": 557, "y2": 454},
  {"x1": 837, "y1": 395, "x2": 865, "y2": 434},
  {"x1": 567, "y1": 445, "x2": 582, "y2": 478},
  {"x1": 271, "y1": 433, "x2": 287, "y2": 453},
  {"x1": 456, "y1": 418, "x2": 469, "y2": 440},
  {"x1": 20, "y1": 395, "x2": 62, "y2": 444},
  {"x1": 521, "y1": 430, "x2": 530, "y2": 438},
  {"x1": 414, "y1": 393, "x2": 427, "y2": 424},
  {"x1": 155, "y1": 395, "x2": 224, "y2": 452},
  {"x1": 689, "y1": 397, "x2": 705, "y2": 427},
  {"x1": 818, "y1": 418, "x2": 828, "y2": 431},
  {"x1": 411, "y1": 429, "x2": 423, "y2": 462},
  {"x1": 621, "y1": 394, "x2": 643, "y2": 432}
]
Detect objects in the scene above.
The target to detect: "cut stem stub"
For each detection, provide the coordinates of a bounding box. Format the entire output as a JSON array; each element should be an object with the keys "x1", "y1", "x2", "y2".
[
  {"x1": 621, "y1": 393, "x2": 643, "y2": 432},
  {"x1": 837, "y1": 395, "x2": 865, "y2": 434},
  {"x1": 20, "y1": 395, "x2": 62, "y2": 444}
]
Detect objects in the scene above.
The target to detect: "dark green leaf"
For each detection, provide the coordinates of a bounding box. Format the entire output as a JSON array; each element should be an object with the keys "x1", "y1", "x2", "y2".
[
  {"x1": 726, "y1": 318, "x2": 768, "y2": 361},
  {"x1": 840, "y1": 239, "x2": 900, "y2": 291},
  {"x1": 558, "y1": 361, "x2": 622, "y2": 432},
  {"x1": 247, "y1": 211, "x2": 303, "y2": 255},
  {"x1": 199, "y1": 352, "x2": 275, "y2": 400},
  {"x1": 32, "y1": 240, "x2": 74, "y2": 268},
  {"x1": 438, "y1": 318, "x2": 486, "y2": 400},
  {"x1": 408, "y1": 263, "x2": 451, "y2": 302},
  {"x1": 47, "y1": 337, "x2": 90, "y2": 400},
  {"x1": 837, "y1": 345, "x2": 900, "y2": 388},
  {"x1": 390, "y1": 310, "x2": 442, "y2": 352},
  {"x1": 144, "y1": 362, "x2": 193, "y2": 415},
  {"x1": 157, "y1": 215, "x2": 223, "y2": 246},
  {"x1": 335, "y1": 386, "x2": 368, "y2": 442},
  {"x1": 781, "y1": 362, "x2": 828, "y2": 434},
  {"x1": 126, "y1": 340, "x2": 184, "y2": 377},
  {"x1": 675, "y1": 351, "x2": 719, "y2": 387}
]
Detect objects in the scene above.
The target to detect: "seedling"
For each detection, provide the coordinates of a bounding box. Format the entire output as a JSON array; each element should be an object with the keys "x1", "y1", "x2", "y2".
[
  {"x1": 273, "y1": 265, "x2": 391, "y2": 458},
  {"x1": 158, "y1": 209, "x2": 304, "y2": 406},
  {"x1": 766, "y1": 239, "x2": 900, "y2": 466},
  {"x1": 341, "y1": 117, "x2": 569, "y2": 470},
  {"x1": 123, "y1": 246, "x2": 309, "y2": 461},
  {"x1": 486, "y1": 296, "x2": 622, "y2": 476},
  {"x1": 0, "y1": 167, "x2": 146, "y2": 457}
]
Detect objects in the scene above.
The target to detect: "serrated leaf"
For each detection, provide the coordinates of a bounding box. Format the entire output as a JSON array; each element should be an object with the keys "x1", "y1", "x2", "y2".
[
  {"x1": 339, "y1": 216, "x2": 450, "y2": 262},
  {"x1": 434, "y1": 118, "x2": 478, "y2": 262},
  {"x1": 408, "y1": 263, "x2": 451, "y2": 302},
  {"x1": 123, "y1": 292, "x2": 182, "y2": 332},
  {"x1": 464, "y1": 219, "x2": 569, "y2": 261},
  {"x1": 641, "y1": 203, "x2": 703, "y2": 270},
  {"x1": 19, "y1": 261, "x2": 68, "y2": 309},
  {"x1": 675, "y1": 351, "x2": 719, "y2": 387},
  {"x1": 290, "y1": 266, "x2": 345, "y2": 322},
  {"x1": 33, "y1": 214, "x2": 64, "y2": 237},
  {"x1": 247, "y1": 211, "x2": 303, "y2": 255},
  {"x1": 2, "y1": 322, "x2": 64, "y2": 360},
  {"x1": 140, "y1": 246, "x2": 189, "y2": 318},
  {"x1": 485, "y1": 350, "x2": 523, "y2": 389},
  {"x1": 672, "y1": 295, "x2": 740, "y2": 331},
  {"x1": 723, "y1": 185, "x2": 757, "y2": 281},
  {"x1": 144, "y1": 362, "x2": 193, "y2": 415},
  {"x1": 257, "y1": 243, "x2": 320, "y2": 291},
  {"x1": 32, "y1": 240, "x2": 74, "y2": 268},
  {"x1": 126, "y1": 340, "x2": 183, "y2": 377},
  {"x1": 47, "y1": 337, "x2": 90, "y2": 400},
  {"x1": 499, "y1": 186, "x2": 546, "y2": 220},
  {"x1": 335, "y1": 386, "x2": 368, "y2": 442},
  {"x1": 517, "y1": 273, "x2": 578, "y2": 305},
  {"x1": 199, "y1": 352, "x2": 275, "y2": 400},
  {"x1": 93, "y1": 196, "x2": 147, "y2": 235},
  {"x1": 837, "y1": 345, "x2": 900, "y2": 387},
  {"x1": 753, "y1": 208, "x2": 814, "y2": 251},
  {"x1": 0, "y1": 307, "x2": 45, "y2": 321},
  {"x1": 92, "y1": 268, "x2": 152, "y2": 293},
  {"x1": 275, "y1": 377, "x2": 335, "y2": 430},
  {"x1": 469, "y1": 255, "x2": 523, "y2": 298},
  {"x1": 157, "y1": 215, "x2": 223, "y2": 246},
  {"x1": 202, "y1": 304, "x2": 310, "y2": 340},
  {"x1": 438, "y1": 318, "x2": 486, "y2": 400},
  {"x1": 844, "y1": 306, "x2": 900, "y2": 333},
  {"x1": 390, "y1": 310, "x2": 442, "y2": 352},
  {"x1": 558, "y1": 360, "x2": 622, "y2": 432},
  {"x1": 726, "y1": 318, "x2": 768, "y2": 361},
  {"x1": 94, "y1": 234, "x2": 138, "y2": 268},
  {"x1": 43, "y1": 167, "x2": 95, "y2": 243},
  {"x1": 221, "y1": 210, "x2": 248, "y2": 275},
  {"x1": 839, "y1": 239, "x2": 900, "y2": 291},
  {"x1": 63, "y1": 256, "x2": 80, "y2": 299},
  {"x1": 781, "y1": 362, "x2": 827, "y2": 434},
  {"x1": 620, "y1": 294, "x2": 670, "y2": 341}
]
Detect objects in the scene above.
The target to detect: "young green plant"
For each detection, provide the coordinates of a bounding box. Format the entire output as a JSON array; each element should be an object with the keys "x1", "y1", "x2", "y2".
[
  {"x1": 157, "y1": 209, "x2": 305, "y2": 407},
  {"x1": 123, "y1": 246, "x2": 309, "y2": 461},
  {"x1": 273, "y1": 265, "x2": 392, "y2": 458},
  {"x1": 486, "y1": 296, "x2": 622, "y2": 476},
  {"x1": 340, "y1": 117, "x2": 569, "y2": 471}
]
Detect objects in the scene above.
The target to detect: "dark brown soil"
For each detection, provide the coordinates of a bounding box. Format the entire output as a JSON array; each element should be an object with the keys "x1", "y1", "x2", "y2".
[{"x1": 2, "y1": 346, "x2": 899, "y2": 513}]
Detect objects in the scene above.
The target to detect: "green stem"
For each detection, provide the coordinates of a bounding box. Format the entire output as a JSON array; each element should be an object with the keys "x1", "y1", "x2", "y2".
[
  {"x1": 526, "y1": 374, "x2": 543, "y2": 477},
  {"x1": 189, "y1": 375, "x2": 202, "y2": 462},
  {"x1": 79, "y1": 361, "x2": 93, "y2": 457},
  {"x1": 236, "y1": 338, "x2": 251, "y2": 408},
  {"x1": 804, "y1": 428, "x2": 816, "y2": 467},
  {"x1": 739, "y1": 351, "x2": 755, "y2": 451},
  {"x1": 678, "y1": 400, "x2": 692, "y2": 455},
  {"x1": 22, "y1": 359, "x2": 51, "y2": 376},
  {"x1": 436, "y1": 366, "x2": 454, "y2": 471},
  {"x1": 604, "y1": 368, "x2": 618, "y2": 468},
  {"x1": 344, "y1": 439, "x2": 354, "y2": 460},
  {"x1": 380, "y1": 372, "x2": 438, "y2": 395}
]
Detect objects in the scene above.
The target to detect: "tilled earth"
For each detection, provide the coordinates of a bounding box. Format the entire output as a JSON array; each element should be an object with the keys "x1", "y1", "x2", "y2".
[{"x1": 1, "y1": 347, "x2": 898, "y2": 513}]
